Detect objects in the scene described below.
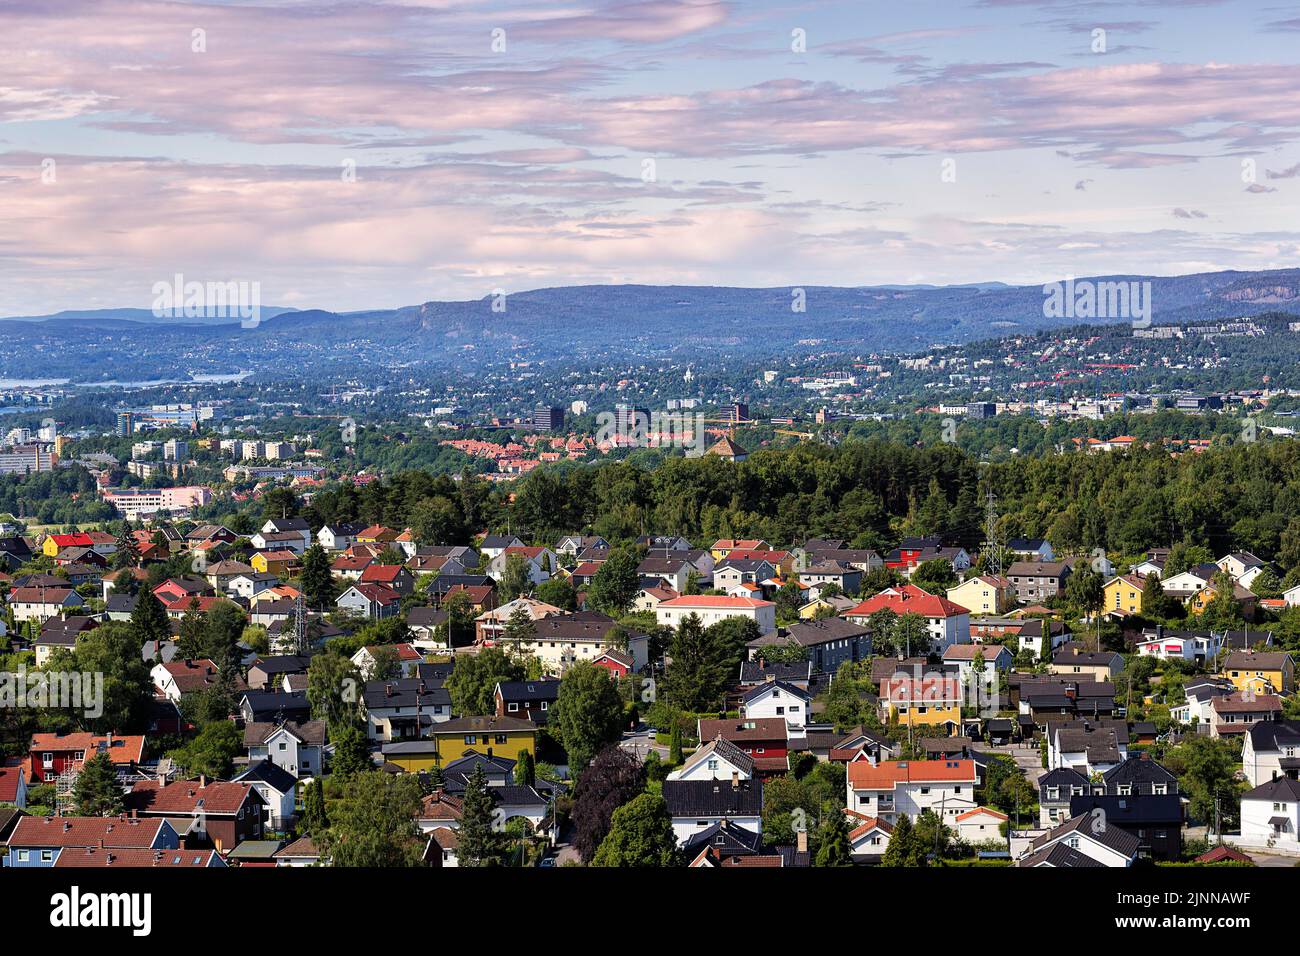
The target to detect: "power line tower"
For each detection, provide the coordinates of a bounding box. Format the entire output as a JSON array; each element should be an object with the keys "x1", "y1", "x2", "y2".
[
  {"x1": 983, "y1": 486, "x2": 1002, "y2": 575},
  {"x1": 290, "y1": 592, "x2": 308, "y2": 656}
]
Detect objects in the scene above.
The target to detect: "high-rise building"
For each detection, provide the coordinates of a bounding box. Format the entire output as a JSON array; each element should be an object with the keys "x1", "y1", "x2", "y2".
[
  {"x1": 614, "y1": 405, "x2": 651, "y2": 437},
  {"x1": 531, "y1": 405, "x2": 564, "y2": 432},
  {"x1": 115, "y1": 411, "x2": 135, "y2": 436}
]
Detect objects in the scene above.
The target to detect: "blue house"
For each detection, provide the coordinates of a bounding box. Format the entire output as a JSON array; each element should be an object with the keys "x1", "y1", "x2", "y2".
[{"x1": 4, "y1": 815, "x2": 178, "y2": 867}]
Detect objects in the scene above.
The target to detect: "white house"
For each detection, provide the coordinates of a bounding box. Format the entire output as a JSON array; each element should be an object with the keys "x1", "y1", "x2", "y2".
[
  {"x1": 1016, "y1": 814, "x2": 1139, "y2": 867},
  {"x1": 1218, "y1": 552, "x2": 1267, "y2": 587},
  {"x1": 234, "y1": 759, "x2": 298, "y2": 830},
  {"x1": 955, "y1": 807, "x2": 1009, "y2": 845},
  {"x1": 318, "y1": 522, "x2": 366, "y2": 552},
  {"x1": 1134, "y1": 627, "x2": 1222, "y2": 663},
  {"x1": 1242, "y1": 720, "x2": 1300, "y2": 788},
  {"x1": 667, "y1": 736, "x2": 756, "y2": 782},
  {"x1": 845, "y1": 758, "x2": 978, "y2": 826},
  {"x1": 1048, "y1": 722, "x2": 1128, "y2": 776},
  {"x1": 846, "y1": 812, "x2": 894, "y2": 862},
  {"x1": 661, "y1": 779, "x2": 763, "y2": 846},
  {"x1": 486, "y1": 546, "x2": 556, "y2": 585},
  {"x1": 656, "y1": 595, "x2": 777, "y2": 635},
  {"x1": 244, "y1": 720, "x2": 326, "y2": 779},
  {"x1": 740, "y1": 679, "x2": 811, "y2": 741},
  {"x1": 1240, "y1": 776, "x2": 1300, "y2": 849}
]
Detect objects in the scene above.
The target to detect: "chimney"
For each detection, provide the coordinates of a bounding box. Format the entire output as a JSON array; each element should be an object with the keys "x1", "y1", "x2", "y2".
[
  {"x1": 385, "y1": 684, "x2": 393, "y2": 698},
  {"x1": 199, "y1": 774, "x2": 206, "y2": 788},
  {"x1": 797, "y1": 829, "x2": 808, "y2": 854},
  {"x1": 731, "y1": 770, "x2": 740, "y2": 788}
]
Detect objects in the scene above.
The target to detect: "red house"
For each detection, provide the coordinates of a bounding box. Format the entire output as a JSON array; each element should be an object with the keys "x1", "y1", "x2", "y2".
[
  {"x1": 697, "y1": 716, "x2": 789, "y2": 775},
  {"x1": 592, "y1": 649, "x2": 633, "y2": 678},
  {"x1": 885, "y1": 536, "x2": 943, "y2": 571},
  {"x1": 127, "y1": 778, "x2": 266, "y2": 852},
  {"x1": 29, "y1": 732, "x2": 146, "y2": 783}
]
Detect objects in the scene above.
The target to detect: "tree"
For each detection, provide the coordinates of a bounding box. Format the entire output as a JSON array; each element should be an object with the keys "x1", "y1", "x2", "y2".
[
  {"x1": 73, "y1": 751, "x2": 124, "y2": 816},
  {"x1": 587, "y1": 546, "x2": 640, "y2": 616},
  {"x1": 571, "y1": 745, "x2": 646, "y2": 862},
  {"x1": 880, "y1": 813, "x2": 928, "y2": 867},
  {"x1": 661, "y1": 614, "x2": 729, "y2": 711},
  {"x1": 439, "y1": 590, "x2": 475, "y2": 647},
  {"x1": 911, "y1": 558, "x2": 957, "y2": 593},
  {"x1": 301, "y1": 777, "x2": 329, "y2": 837},
  {"x1": 324, "y1": 771, "x2": 422, "y2": 867},
  {"x1": 445, "y1": 647, "x2": 525, "y2": 715},
  {"x1": 112, "y1": 525, "x2": 140, "y2": 570},
  {"x1": 299, "y1": 544, "x2": 336, "y2": 609},
  {"x1": 549, "y1": 662, "x2": 625, "y2": 774},
  {"x1": 866, "y1": 609, "x2": 898, "y2": 657},
  {"x1": 330, "y1": 721, "x2": 373, "y2": 779},
  {"x1": 514, "y1": 750, "x2": 535, "y2": 787},
  {"x1": 307, "y1": 653, "x2": 362, "y2": 729},
  {"x1": 498, "y1": 553, "x2": 532, "y2": 602},
  {"x1": 502, "y1": 603, "x2": 537, "y2": 649},
  {"x1": 534, "y1": 576, "x2": 577, "y2": 611},
  {"x1": 591, "y1": 792, "x2": 679, "y2": 867},
  {"x1": 894, "y1": 611, "x2": 931, "y2": 658},
  {"x1": 814, "y1": 801, "x2": 853, "y2": 866},
  {"x1": 166, "y1": 721, "x2": 242, "y2": 779},
  {"x1": 67, "y1": 622, "x2": 154, "y2": 734},
  {"x1": 458, "y1": 763, "x2": 503, "y2": 866},
  {"x1": 130, "y1": 588, "x2": 171, "y2": 650}
]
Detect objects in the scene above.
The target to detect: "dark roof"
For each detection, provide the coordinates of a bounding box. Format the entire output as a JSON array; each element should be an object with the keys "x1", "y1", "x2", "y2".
[
  {"x1": 406, "y1": 606, "x2": 448, "y2": 627},
  {"x1": 1103, "y1": 755, "x2": 1177, "y2": 789},
  {"x1": 1029, "y1": 813, "x2": 1140, "y2": 858},
  {"x1": 250, "y1": 655, "x2": 310, "y2": 675},
  {"x1": 238, "y1": 689, "x2": 310, "y2": 721},
  {"x1": 1069, "y1": 793, "x2": 1184, "y2": 826},
  {"x1": 105, "y1": 593, "x2": 138, "y2": 614},
  {"x1": 361, "y1": 678, "x2": 450, "y2": 710},
  {"x1": 682, "y1": 819, "x2": 763, "y2": 858},
  {"x1": 495, "y1": 679, "x2": 561, "y2": 703},
  {"x1": 1247, "y1": 720, "x2": 1300, "y2": 752},
  {"x1": 1245, "y1": 776, "x2": 1300, "y2": 802},
  {"x1": 661, "y1": 779, "x2": 763, "y2": 818},
  {"x1": 740, "y1": 659, "x2": 811, "y2": 684},
  {"x1": 776, "y1": 618, "x2": 871, "y2": 648},
  {"x1": 1018, "y1": 842, "x2": 1105, "y2": 868},
  {"x1": 234, "y1": 759, "x2": 298, "y2": 794},
  {"x1": 742, "y1": 679, "x2": 811, "y2": 704}
]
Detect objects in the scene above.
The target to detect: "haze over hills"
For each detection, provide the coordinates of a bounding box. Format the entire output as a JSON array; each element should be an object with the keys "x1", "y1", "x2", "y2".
[{"x1": 4, "y1": 268, "x2": 1300, "y2": 381}]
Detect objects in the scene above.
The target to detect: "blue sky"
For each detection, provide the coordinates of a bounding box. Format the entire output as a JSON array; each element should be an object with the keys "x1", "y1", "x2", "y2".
[{"x1": 2, "y1": 0, "x2": 1299, "y2": 315}]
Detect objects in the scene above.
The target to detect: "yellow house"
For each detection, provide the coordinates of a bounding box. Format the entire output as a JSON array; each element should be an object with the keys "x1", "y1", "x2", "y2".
[
  {"x1": 251, "y1": 550, "x2": 298, "y2": 576},
  {"x1": 382, "y1": 715, "x2": 538, "y2": 772},
  {"x1": 879, "y1": 676, "x2": 963, "y2": 736},
  {"x1": 1185, "y1": 581, "x2": 1257, "y2": 618},
  {"x1": 946, "y1": 575, "x2": 1014, "y2": 616},
  {"x1": 1220, "y1": 651, "x2": 1294, "y2": 695},
  {"x1": 1102, "y1": 574, "x2": 1145, "y2": 616}
]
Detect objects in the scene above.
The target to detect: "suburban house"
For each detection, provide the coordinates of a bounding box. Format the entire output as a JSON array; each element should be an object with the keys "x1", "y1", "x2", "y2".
[
  {"x1": 128, "y1": 778, "x2": 267, "y2": 851},
  {"x1": 243, "y1": 720, "x2": 326, "y2": 778},
  {"x1": 494, "y1": 679, "x2": 561, "y2": 725},
  {"x1": 1016, "y1": 814, "x2": 1139, "y2": 868},
  {"x1": 740, "y1": 679, "x2": 812, "y2": 739},
  {"x1": 361, "y1": 677, "x2": 452, "y2": 741},
  {"x1": 667, "y1": 736, "x2": 756, "y2": 782},
  {"x1": 1017, "y1": 619, "x2": 1071, "y2": 661},
  {"x1": 845, "y1": 758, "x2": 978, "y2": 825},
  {"x1": 1006, "y1": 561, "x2": 1071, "y2": 604},
  {"x1": 697, "y1": 717, "x2": 789, "y2": 775},
  {"x1": 745, "y1": 618, "x2": 871, "y2": 675},
  {"x1": 1242, "y1": 720, "x2": 1300, "y2": 787},
  {"x1": 946, "y1": 575, "x2": 1015, "y2": 616},
  {"x1": 843, "y1": 585, "x2": 971, "y2": 649},
  {"x1": 1240, "y1": 776, "x2": 1300, "y2": 849},
  {"x1": 656, "y1": 595, "x2": 777, "y2": 635},
  {"x1": 497, "y1": 611, "x2": 649, "y2": 673},
  {"x1": 4, "y1": 816, "x2": 180, "y2": 868},
  {"x1": 1008, "y1": 538, "x2": 1055, "y2": 562},
  {"x1": 879, "y1": 675, "x2": 964, "y2": 736},
  {"x1": 1220, "y1": 651, "x2": 1294, "y2": 695},
  {"x1": 1049, "y1": 643, "x2": 1124, "y2": 680},
  {"x1": 336, "y1": 583, "x2": 402, "y2": 620},
  {"x1": 28, "y1": 732, "x2": 146, "y2": 784},
  {"x1": 661, "y1": 778, "x2": 763, "y2": 846}
]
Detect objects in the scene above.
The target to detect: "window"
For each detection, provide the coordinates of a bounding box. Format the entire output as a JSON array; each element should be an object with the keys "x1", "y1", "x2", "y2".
[
  {"x1": 464, "y1": 735, "x2": 477, "y2": 745},
  {"x1": 41, "y1": 850, "x2": 54, "y2": 862},
  {"x1": 495, "y1": 735, "x2": 508, "y2": 745},
  {"x1": 508, "y1": 702, "x2": 519, "y2": 712},
  {"x1": 16, "y1": 850, "x2": 28, "y2": 861}
]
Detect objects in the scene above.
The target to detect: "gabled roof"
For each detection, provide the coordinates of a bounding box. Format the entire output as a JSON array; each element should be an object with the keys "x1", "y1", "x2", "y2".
[
  {"x1": 9, "y1": 815, "x2": 172, "y2": 849},
  {"x1": 1026, "y1": 812, "x2": 1140, "y2": 859},
  {"x1": 844, "y1": 584, "x2": 968, "y2": 620},
  {"x1": 742, "y1": 679, "x2": 811, "y2": 704},
  {"x1": 128, "y1": 779, "x2": 264, "y2": 816},
  {"x1": 661, "y1": 779, "x2": 762, "y2": 817},
  {"x1": 676, "y1": 736, "x2": 756, "y2": 779},
  {"x1": 234, "y1": 758, "x2": 298, "y2": 793},
  {"x1": 847, "y1": 759, "x2": 978, "y2": 791}
]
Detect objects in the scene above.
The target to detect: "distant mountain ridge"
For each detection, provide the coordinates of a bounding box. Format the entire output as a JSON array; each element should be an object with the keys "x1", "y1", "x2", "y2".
[{"x1": 4, "y1": 268, "x2": 1300, "y2": 379}]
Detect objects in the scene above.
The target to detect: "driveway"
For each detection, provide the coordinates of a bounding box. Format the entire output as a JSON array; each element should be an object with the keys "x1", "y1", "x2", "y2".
[{"x1": 974, "y1": 742, "x2": 1046, "y2": 786}]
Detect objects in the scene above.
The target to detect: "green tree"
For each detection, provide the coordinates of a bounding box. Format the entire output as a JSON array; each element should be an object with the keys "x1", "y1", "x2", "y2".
[
  {"x1": 880, "y1": 813, "x2": 928, "y2": 867},
  {"x1": 458, "y1": 763, "x2": 503, "y2": 866},
  {"x1": 549, "y1": 662, "x2": 624, "y2": 773},
  {"x1": 307, "y1": 653, "x2": 363, "y2": 729},
  {"x1": 591, "y1": 793, "x2": 679, "y2": 867},
  {"x1": 324, "y1": 771, "x2": 423, "y2": 867},
  {"x1": 130, "y1": 588, "x2": 171, "y2": 651},
  {"x1": 514, "y1": 750, "x2": 535, "y2": 787},
  {"x1": 662, "y1": 614, "x2": 729, "y2": 711},
  {"x1": 166, "y1": 721, "x2": 242, "y2": 779},
  {"x1": 498, "y1": 553, "x2": 532, "y2": 602},
  {"x1": 587, "y1": 546, "x2": 641, "y2": 616},
  {"x1": 73, "y1": 751, "x2": 125, "y2": 816},
  {"x1": 445, "y1": 646, "x2": 525, "y2": 715},
  {"x1": 814, "y1": 802, "x2": 853, "y2": 866},
  {"x1": 534, "y1": 576, "x2": 578, "y2": 611},
  {"x1": 300, "y1": 544, "x2": 336, "y2": 609},
  {"x1": 301, "y1": 777, "x2": 329, "y2": 837},
  {"x1": 330, "y1": 721, "x2": 373, "y2": 779}
]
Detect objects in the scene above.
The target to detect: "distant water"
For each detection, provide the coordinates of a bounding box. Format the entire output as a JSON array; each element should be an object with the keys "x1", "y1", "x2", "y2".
[{"x1": 0, "y1": 371, "x2": 250, "y2": 388}]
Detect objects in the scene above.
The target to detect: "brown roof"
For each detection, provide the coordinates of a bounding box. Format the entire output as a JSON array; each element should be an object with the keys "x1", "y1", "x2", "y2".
[
  {"x1": 697, "y1": 717, "x2": 788, "y2": 743},
  {"x1": 128, "y1": 779, "x2": 262, "y2": 816},
  {"x1": 10, "y1": 815, "x2": 171, "y2": 849},
  {"x1": 54, "y1": 846, "x2": 220, "y2": 868}
]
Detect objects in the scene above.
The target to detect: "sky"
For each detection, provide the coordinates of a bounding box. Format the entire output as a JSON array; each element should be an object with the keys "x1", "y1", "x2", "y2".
[{"x1": 3, "y1": 0, "x2": 1300, "y2": 315}]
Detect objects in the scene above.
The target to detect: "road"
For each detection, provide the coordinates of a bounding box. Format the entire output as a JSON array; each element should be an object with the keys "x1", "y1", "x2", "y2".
[
  {"x1": 974, "y1": 742, "x2": 1046, "y2": 786},
  {"x1": 619, "y1": 727, "x2": 669, "y2": 762}
]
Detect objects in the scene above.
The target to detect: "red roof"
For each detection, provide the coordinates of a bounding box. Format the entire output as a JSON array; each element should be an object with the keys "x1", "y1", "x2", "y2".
[
  {"x1": 660, "y1": 595, "x2": 774, "y2": 609},
  {"x1": 10, "y1": 815, "x2": 170, "y2": 848},
  {"x1": 360, "y1": 564, "x2": 405, "y2": 583},
  {"x1": 847, "y1": 759, "x2": 978, "y2": 791},
  {"x1": 845, "y1": 584, "x2": 968, "y2": 619},
  {"x1": 48, "y1": 533, "x2": 93, "y2": 548},
  {"x1": 349, "y1": 583, "x2": 401, "y2": 605},
  {"x1": 29, "y1": 732, "x2": 146, "y2": 766},
  {"x1": 129, "y1": 779, "x2": 261, "y2": 815},
  {"x1": 9, "y1": 586, "x2": 77, "y2": 604},
  {"x1": 0, "y1": 766, "x2": 24, "y2": 801},
  {"x1": 54, "y1": 846, "x2": 221, "y2": 868}
]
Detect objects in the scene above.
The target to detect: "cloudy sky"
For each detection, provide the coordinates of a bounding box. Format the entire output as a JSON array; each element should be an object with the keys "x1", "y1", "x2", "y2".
[{"x1": 3, "y1": 0, "x2": 1300, "y2": 315}]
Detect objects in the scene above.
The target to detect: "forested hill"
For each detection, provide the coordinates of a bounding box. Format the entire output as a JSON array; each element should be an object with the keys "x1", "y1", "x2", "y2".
[{"x1": 3, "y1": 268, "x2": 1300, "y2": 379}]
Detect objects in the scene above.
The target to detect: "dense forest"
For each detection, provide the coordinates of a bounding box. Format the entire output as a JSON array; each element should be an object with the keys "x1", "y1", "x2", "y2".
[{"x1": 197, "y1": 436, "x2": 1300, "y2": 579}]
